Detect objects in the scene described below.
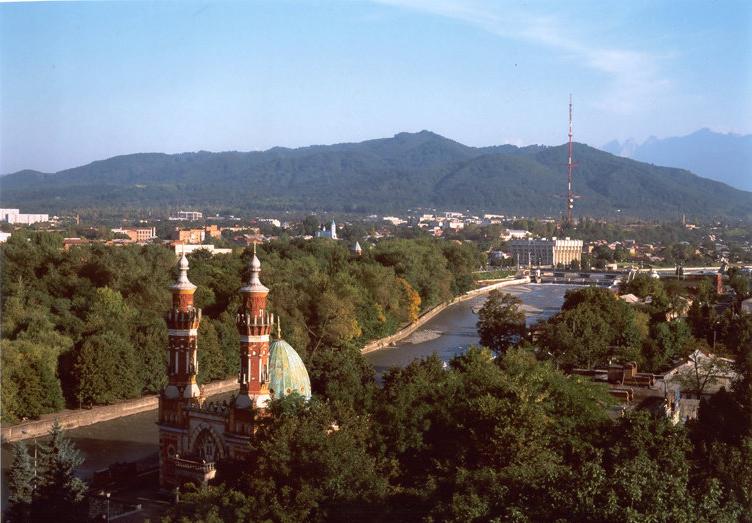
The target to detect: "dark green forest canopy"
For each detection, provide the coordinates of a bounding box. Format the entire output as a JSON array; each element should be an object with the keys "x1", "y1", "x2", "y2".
[
  {"x1": 164, "y1": 348, "x2": 751, "y2": 523},
  {"x1": 3, "y1": 131, "x2": 751, "y2": 219},
  {"x1": 0, "y1": 231, "x2": 480, "y2": 421}
]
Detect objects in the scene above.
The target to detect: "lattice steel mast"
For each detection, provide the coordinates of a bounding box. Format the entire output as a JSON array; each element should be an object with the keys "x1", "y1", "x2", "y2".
[{"x1": 566, "y1": 94, "x2": 575, "y2": 225}]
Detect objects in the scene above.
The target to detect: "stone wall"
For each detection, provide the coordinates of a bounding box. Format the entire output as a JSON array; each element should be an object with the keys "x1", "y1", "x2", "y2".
[
  {"x1": 1, "y1": 378, "x2": 239, "y2": 443},
  {"x1": 361, "y1": 277, "x2": 529, "y2": 354}
]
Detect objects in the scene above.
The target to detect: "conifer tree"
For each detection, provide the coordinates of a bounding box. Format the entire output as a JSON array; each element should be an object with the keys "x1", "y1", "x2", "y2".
[
  {"x1": 32, "y1": 421, "x2": 87, "y2": 522},
  {"x1": 6, "y1": 441, "x2": 35, "y2": 522}
]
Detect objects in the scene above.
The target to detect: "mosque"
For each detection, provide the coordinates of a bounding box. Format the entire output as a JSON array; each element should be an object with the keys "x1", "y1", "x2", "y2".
[{"x1": 158, "y1": 248, "x2": 311, "y2": 488}]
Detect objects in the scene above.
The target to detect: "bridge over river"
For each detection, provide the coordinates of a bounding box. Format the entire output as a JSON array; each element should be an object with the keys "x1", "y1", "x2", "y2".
[{"x1": 1, "y1": 283, "x2": 570, "y2": 510}]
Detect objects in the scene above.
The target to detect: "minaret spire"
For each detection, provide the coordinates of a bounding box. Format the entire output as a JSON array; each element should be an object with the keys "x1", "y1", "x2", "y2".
[
  {"x1": 235, "y1": 245, "x2": 271, "y2": 411},
  {"x1": 172, "y1": 250, "x2": 196, "y2": 292},
  {"x1": 159, "y1": 251, "x2": 203, "y2": 487}
]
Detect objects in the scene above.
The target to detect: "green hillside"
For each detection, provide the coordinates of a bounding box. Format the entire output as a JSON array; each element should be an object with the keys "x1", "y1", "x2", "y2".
[{"x1": 2, "y1": 131, "x2": 750, "y2": 219}]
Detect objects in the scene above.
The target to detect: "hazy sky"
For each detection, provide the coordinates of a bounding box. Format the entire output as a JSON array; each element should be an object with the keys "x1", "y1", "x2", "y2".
[{"x1": 2, "y1": 0, "x2": 751, "y2": 173}]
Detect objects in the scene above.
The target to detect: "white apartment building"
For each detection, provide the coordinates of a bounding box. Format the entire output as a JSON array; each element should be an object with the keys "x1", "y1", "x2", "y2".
[
  {"x1": 0, "y1": 208, "x2": 49, "y2": 224},
  {"x1": 507, "y1": 237, "x2": 583, "y2": 267}
]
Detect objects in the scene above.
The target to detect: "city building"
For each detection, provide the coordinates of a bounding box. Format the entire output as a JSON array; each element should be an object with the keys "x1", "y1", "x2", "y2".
[
  {"x1": 173, "y1": 228, "x2": 205, "y2": 244},
  {"x1": 158, "y1": 250, "x2": 310, "y2": 488},
  {"x1": 0, "y1": 208, "x2": 49, "y2": 225},
  {"x1": 315, "y1": 220, "x2": 338, "y2": 240},
  {"x1": 0, "y1": 209, "x2": 19, "y2": 221},
  {"x1": 111, "y1": 227, "x2": 157, "y2": 242},
  {"x1": 205, "y1": 225, "x2": 221, "y2": 239},
  {"x1": 500, "y1": 229, "x2": 531, "y2": 241},
  {"x1": 0, "y1": 231, "x2": 11, "y2": 243},
  {"x1": 169, "y1": 211, "x2": 203, "y2": 221},
  {"x1": 507, "y1": 237, "x2": 583, "y2": 267},
  {"x1": 171, "y1": 244, "x2": 232, "y2": 256},
  {"x1": 257, "y1": 218, "x2": 282, "y2": 228}
]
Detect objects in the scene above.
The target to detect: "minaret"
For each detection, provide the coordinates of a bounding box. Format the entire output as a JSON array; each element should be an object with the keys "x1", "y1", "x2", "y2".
[
  {"x1": 330, "y1": 219, "x2": 337, "y2": 240},
  {"x1": 164, "y1": 252, "x2": 202, "y2": 401},
  {"x1": 159, "y1": 252, "x2": 203, "y2": 487},
  {"x1": 234, "y1": 244, "x2": 271, "y2": 410}
]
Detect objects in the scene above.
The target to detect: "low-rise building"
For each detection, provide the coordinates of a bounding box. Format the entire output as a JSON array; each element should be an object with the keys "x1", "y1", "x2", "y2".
[
  {"x1": 383, "y1": 216, "x2": 407, "y2": 226},
  {"x1": 169, "y1": 210, "x2": 203, "y2": 221},
  {"x1": 172, "y1": 243, "x2": 232, "y2": 256},
  {"x1": 174, "y1": 228, "x2": 205, "y2": 244},
  {"x1": 500, "y1": 229, "x2": 531, "y2": 241},
  {"x1": 112, "y1": 227, "x2": 157, "y2": 242}
]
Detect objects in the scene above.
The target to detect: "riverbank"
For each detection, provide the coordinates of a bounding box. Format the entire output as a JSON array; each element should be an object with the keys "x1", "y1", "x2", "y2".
[
  {"x1": 361, "y1": 276, "x2": 529, "y2": 354},
  {"x1": 1, "y1": 377, "x2": 239, "y2": 443}
]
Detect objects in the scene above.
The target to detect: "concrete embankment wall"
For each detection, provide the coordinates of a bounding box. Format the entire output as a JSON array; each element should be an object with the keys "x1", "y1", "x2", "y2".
[
  {"x1": 1, "y1": 377, "x2": 238, "y2": 443},
  {"x1": 361, "y1": 277, "x2": 530, "y2": 354}
]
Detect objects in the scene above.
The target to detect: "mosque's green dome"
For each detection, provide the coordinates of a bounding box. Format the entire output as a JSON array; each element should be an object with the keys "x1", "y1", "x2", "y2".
[{"x1": 268, "y1": 339, "x2": 311, "y2": 400}]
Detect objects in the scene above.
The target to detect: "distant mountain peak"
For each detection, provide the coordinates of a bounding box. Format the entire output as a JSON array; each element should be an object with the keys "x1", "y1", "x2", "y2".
[{"x1": 601, "y1": 128, "x2": 751, "y2": 191}]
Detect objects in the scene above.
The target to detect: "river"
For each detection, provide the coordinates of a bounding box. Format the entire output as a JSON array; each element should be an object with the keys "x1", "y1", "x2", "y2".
[
  {"x1": 365, "y1": 283, "x2": 568, "y2": 375},
  {"x1": 1, "y1": 283, "x2": 570, "y2": 508}
]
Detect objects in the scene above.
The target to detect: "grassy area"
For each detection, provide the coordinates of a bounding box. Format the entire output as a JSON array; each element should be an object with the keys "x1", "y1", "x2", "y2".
[{"x1": 473, "y1": 269, "x2": 514, "y2": 280}]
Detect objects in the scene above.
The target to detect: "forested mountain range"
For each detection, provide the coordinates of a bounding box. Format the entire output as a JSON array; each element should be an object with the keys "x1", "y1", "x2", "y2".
[
  {"x1": 2, "y1": 130, "x2": 751, "y2": 219},
  {"x1": 602, "y1": 128, "x2": 752, "y2": 191}
]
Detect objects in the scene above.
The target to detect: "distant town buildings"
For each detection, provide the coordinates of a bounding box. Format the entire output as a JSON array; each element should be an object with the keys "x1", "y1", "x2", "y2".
[
  {"x1": 0, "y1": 231, "x2": 11, "y2": 243},
  {"x1": 111, "y1": 227, "x2": 157, "y2": 242},
  {"x1": 172, "y1": 244, "x2": 232, "y2": 256},
  {"x1": 171, "y1": 225, "x2": 221, "y2": 244},
  {"x1": 316, "y1": 220, "x2": 338, "y2": 240},
  {"x1": 169, "y1": 210, "x2": 203, "y2": 221},
  {"x1": 508, "y1": 237, "x2": 583, "y2": 267},
  {"x1": 0, "y1": 208, "x2": 49, "y2": 225},
  {"x1": 257, "y1": 218, "x2": 281, "y2": 228},
  {"x1": 500, "y1": 229, "x2": 531, "y2": 241},
  {"x1": 383, "y1": 216, "x2": 407, "y2": 226}
]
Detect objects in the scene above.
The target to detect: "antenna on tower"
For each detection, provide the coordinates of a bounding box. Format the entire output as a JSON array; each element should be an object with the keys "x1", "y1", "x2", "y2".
[{"x1": 566, "y1": 94, "x2": 575, "y2": 226}]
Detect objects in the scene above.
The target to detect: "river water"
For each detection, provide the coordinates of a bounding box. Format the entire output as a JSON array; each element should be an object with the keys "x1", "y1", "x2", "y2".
[
  {"x1": 365, "y1": 283, "x2": 568, "y2": 375},
  {"x1": 1, "y1": 284, "x2": 569, "y2": 508}
]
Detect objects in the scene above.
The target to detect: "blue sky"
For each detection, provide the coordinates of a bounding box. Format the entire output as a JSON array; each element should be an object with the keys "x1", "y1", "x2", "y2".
[{"x1": 1, "y1": 0, "x2": 750, "y2": 173}]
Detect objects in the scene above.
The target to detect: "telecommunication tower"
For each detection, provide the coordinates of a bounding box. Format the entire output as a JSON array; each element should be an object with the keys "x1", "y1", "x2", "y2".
[{"x1": 566, "y1": 94, "x2": 575, "y2": 225}]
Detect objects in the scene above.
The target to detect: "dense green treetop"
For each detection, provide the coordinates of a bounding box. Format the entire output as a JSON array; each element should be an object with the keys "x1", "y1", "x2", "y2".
[{"x1": 0, "y1": 231, "x2": 478, "y2": 421}]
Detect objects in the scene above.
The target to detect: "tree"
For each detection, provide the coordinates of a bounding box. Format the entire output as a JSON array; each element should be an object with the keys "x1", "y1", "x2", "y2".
[
  {"x1": 1, "y1": 339, "x2": 65, "y2": 421},
  {"x1": 32, "y1": 422, "x2": 87, "y2": 522},
  {"x1": 73, "y1": 331, "x2": 141, "y2": 405},
  {"x1": 6, "y1": 441, "x2": 36, "y2": 522},
  {"x1": 197, "y1": 319, "x2": 226, "y2": 383},
  {"x1": 540, "y1": 306, "x2": 613, "y2": 369},
  {"x1": 476, "y1": 290, "x2": 525, "y2": 355},
  {"x1": 729, "y1": 272, "x2": 751, "y2": 300},
  {"x1": 308, "y1": 344, "x2": 376, "y2": 415},
  {"x1": 644, "y1": 319, "x2": 693, "y2": 371}
]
